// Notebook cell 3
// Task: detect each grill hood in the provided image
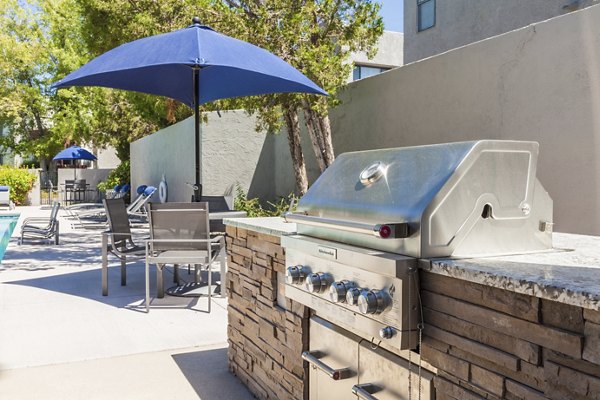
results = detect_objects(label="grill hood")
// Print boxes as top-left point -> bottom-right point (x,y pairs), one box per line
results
285,140 -> 553,258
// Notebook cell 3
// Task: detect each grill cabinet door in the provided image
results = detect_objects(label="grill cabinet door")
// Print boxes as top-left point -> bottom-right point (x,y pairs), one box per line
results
356,342 -> 435,399
308,317 -> 359,400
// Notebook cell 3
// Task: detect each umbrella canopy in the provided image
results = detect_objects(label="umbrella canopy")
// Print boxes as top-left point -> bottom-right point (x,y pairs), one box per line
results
53,145 -> 97,180
53,145 -> 97,161
52,18 -> 327,201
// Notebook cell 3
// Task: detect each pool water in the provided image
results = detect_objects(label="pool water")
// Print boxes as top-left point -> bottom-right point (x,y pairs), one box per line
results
0,215 -> 19,262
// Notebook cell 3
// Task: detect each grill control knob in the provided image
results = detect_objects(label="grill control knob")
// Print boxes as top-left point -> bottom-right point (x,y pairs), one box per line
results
286,265 -> 308,285
329,280 -> 355,303
379,326 -> 396,340
358,290 -> 389,315
305,273 -> 332,293
346,287 -> 362,306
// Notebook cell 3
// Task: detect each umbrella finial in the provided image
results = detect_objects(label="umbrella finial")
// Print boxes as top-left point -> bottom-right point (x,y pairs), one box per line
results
192,16 -> 201,26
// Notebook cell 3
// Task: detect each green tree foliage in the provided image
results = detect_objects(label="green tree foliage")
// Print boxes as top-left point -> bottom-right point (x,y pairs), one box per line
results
1,1 -> 383,196
70,0 -> 383,194
0,0 -> 168,168
216,0 -> 384,193
0,1 -> 64,167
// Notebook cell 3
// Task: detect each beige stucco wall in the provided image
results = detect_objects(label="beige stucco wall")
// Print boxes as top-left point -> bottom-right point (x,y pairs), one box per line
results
130,111 -> 275,203
349,31 -> 404,80
404,0 -> 599,63
331,4 -> 600,235
95,146 -> 120,169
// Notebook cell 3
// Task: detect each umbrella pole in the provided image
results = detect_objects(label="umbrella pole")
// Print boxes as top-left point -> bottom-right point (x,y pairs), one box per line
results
193,68 -> 202,202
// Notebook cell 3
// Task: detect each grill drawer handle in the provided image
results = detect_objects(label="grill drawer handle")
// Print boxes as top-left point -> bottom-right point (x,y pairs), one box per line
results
301,351 -> 352,380
352,384 -> 381,400
284,212 -> 410,239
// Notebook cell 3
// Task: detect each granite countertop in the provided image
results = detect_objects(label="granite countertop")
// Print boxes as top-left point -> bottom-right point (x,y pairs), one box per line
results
223,216 -> 297,237
222,217 -> 600,310
423,233 -> 600,311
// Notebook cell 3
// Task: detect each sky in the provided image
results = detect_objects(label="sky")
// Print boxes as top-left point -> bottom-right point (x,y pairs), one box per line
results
377,0 -> 404,32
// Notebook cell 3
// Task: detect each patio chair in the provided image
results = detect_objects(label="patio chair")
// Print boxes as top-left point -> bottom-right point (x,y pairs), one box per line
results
101,198 -> 146,296
202,195 -> 234,233
144,202 -> 225,313
19,202 -> 60,245
62,180 -> 75,205
73,179 -> 87,203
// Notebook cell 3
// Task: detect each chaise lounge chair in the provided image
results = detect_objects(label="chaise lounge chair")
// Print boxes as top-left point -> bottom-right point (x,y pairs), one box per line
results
19,202 -> 60,245
0,186 -> 14,210
67,185 -> 157,228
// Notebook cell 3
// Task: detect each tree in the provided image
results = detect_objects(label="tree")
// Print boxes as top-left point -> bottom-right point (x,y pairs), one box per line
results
73,0 -> 383,195
0,0 -> 63,169
215,0 -> 384,194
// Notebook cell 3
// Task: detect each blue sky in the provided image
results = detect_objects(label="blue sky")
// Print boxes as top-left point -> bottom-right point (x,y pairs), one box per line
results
377,0 -> 403,32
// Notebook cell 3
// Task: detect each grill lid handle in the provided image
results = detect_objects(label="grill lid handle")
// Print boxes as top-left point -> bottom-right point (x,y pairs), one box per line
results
284,212 -> 410,239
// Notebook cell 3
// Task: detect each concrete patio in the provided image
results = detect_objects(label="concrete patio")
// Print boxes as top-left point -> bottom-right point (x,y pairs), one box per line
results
0,206 -> 254,399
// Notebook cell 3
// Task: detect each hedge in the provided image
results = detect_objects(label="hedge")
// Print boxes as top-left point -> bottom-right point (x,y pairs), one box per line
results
0,167 -> 37,205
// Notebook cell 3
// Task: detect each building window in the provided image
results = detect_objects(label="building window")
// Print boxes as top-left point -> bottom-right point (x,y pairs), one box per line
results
418,0 -> 435,31
352,65 -> 390,81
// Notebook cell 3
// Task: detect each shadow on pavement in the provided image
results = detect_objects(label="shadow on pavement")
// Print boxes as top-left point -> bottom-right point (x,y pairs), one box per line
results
172,347 -> 256,400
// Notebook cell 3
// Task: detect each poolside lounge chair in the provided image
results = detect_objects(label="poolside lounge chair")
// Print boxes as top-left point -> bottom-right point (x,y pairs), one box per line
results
127,186 -> 156,219
101,198 -> 146,296
67,185 -> 156,228
144,202 -> 225,313
105,184 -> 122,200
19,202 -> 60,245
0,186 -> 14,210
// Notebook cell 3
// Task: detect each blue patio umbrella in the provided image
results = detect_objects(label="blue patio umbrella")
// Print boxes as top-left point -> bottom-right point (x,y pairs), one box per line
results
52,17 -> 327,201
53,145 -> 97,179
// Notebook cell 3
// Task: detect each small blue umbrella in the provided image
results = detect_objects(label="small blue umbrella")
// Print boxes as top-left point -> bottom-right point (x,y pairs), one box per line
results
53,145 -> 97,179
52,17 -> 327,201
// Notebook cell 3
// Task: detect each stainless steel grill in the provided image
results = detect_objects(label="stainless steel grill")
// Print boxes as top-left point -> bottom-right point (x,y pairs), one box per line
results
282,140 -> 553,400
285,140 -> 553,258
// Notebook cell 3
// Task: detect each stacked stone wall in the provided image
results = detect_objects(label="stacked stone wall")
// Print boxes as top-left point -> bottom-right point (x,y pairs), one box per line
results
226,226 -> 309,400
420,271 -> 600,399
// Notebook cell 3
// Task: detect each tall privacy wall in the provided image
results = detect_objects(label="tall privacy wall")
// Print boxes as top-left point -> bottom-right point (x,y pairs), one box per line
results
132,5 -> 600,234
330,4 -> 600,235
130,111 -> 279,202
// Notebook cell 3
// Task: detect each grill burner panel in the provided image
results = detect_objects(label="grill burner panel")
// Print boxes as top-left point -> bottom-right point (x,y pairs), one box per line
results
282,235 -> 419,352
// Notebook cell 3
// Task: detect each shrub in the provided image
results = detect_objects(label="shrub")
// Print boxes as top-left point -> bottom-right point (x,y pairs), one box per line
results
97,161 -> 130,193
234,185 -> 298,217
0,166 -> 37,205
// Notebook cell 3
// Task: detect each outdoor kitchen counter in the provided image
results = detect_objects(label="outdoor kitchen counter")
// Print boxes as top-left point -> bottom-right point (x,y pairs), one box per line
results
424,232 -> 600,311
224,217 -> 600,311
223,219 -> 600,399
223,216 -> 296,237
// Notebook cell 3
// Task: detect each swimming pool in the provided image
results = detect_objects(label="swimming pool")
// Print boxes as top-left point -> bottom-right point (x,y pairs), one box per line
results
0,214 -> 19,262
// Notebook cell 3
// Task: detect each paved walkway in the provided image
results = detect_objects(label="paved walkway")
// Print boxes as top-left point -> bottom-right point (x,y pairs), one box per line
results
0,206 -> 254,399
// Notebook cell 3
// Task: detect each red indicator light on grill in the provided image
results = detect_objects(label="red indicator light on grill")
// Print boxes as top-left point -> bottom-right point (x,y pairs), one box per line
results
378,225 -> 392,238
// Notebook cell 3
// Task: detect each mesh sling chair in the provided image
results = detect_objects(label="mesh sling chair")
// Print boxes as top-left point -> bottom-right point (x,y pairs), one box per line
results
101,198 -> 146,296
19,201 -> 61,245
145,202 -> 225,313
